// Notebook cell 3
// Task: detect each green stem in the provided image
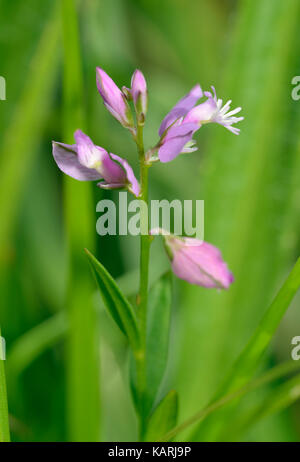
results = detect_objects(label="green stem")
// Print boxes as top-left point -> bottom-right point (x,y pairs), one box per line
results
135,123 -> 151,440
0,328 -> 10,442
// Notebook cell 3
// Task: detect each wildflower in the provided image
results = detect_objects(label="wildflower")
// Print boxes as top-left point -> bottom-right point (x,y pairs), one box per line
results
159,84 -> 203,137
52,130 -> 140,196
158,122 -> 199,163
155,85 -> 201,162
151,229 -> 234,289
156,84 -> 243,162
184,86 -> 244,135
131,69 -> 148,121
96,67 -> 134,128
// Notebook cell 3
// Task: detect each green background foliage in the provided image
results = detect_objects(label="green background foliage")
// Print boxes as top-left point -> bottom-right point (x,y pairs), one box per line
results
0,0 -> 300,441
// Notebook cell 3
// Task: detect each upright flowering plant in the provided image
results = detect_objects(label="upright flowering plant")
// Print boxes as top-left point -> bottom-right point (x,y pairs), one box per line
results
52,68 -> 242,440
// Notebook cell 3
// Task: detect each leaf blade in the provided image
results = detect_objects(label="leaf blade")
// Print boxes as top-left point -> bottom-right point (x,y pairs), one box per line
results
145,272 -> 172,414
85,248 -> 139,351
145,390 -> 178,442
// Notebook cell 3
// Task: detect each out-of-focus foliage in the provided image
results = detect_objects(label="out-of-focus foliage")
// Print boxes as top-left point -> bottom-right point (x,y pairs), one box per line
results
0,0 -> 300,441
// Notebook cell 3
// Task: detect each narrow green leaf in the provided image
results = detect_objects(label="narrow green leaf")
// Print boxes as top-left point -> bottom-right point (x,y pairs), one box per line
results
223,372 -> 300,440
0,3 -> 60,263
129,272 -> 172,417
145,272 -> 172,414
217,257 -> 300,395
161,360 -> 300,442
7,312 -> 67,381
85,248 -> 139,351
189,257 -> 300,440
61,0 -> 100,442
145,390 -> 178,442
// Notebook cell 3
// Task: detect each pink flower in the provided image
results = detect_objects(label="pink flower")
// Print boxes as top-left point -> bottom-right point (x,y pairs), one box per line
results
52,130 -> 140,196
96,67 -> 134,128
151,230 -> 234,289
157,85 -> 243,162
184,86 -> 244,135
131,69 -> 148,118
159,84 -> 203,137
156,84 -> 202,162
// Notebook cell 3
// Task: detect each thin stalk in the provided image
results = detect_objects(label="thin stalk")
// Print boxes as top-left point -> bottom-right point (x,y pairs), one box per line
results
135,123 -> 151,440
159,360 -> 300,442
0,328 -> 10,442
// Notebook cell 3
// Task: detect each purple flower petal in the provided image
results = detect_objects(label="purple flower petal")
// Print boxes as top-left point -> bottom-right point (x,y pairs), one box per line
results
96,67 -> 132,126
109,153 -> 140,197
159,84 -> 202,136
101,152 -> 127,184
184,98 -> 217,124
74,129 -> 104,168
185,87 -> 244,134
158,122 -> 199,163
52,141 -> 103,181
73,129 -> 126,184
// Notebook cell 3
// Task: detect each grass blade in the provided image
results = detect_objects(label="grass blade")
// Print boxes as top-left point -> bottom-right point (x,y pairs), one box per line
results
0,2 -> 61,443
7,313 -> 67,381
190,257 -> 300,440
0,4 -> 60,262
61,0 -> 101,441
160,360 -> 300,442
145,390 -> 178,442
223,372 -> 300,441
0,327 -> 10,442
214,258 -> 300,395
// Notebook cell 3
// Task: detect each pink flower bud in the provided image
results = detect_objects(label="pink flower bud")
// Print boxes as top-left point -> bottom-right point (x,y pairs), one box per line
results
131,69 -> 148,118
96,67 -> 134,128
162,234 -> 234,289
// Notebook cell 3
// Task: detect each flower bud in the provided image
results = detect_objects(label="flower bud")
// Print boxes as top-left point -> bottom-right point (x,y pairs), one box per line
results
96,67 -> 134,128
161,233 -> 234,289
131,69 -> 148,122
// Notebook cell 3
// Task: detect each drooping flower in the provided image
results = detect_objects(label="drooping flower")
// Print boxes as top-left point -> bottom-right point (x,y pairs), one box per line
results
96,67 -> 134,128
52,130 -> 140,196
131,69 -> 148,120
184,86 -> 244,135
151,229 -> 234,289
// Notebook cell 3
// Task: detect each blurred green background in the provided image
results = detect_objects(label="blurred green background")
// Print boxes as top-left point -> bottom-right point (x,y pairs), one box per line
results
0,0 -> 300,442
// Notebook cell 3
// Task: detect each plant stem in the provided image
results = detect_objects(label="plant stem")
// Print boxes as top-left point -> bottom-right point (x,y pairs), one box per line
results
0,328 -> 10,442
135,123 -> 151,439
